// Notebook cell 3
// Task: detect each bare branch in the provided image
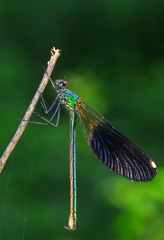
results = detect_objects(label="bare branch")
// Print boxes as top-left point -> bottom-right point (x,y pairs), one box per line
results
0,47 -> 61,173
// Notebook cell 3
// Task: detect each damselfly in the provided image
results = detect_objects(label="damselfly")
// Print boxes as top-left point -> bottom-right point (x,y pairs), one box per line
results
32,79 -> 157,230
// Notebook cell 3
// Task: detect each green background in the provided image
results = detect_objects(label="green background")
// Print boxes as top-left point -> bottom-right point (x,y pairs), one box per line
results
0,0 -> 164,239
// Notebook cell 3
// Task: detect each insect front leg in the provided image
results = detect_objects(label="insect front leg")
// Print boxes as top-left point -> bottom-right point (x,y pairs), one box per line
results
38,90 -> 60,115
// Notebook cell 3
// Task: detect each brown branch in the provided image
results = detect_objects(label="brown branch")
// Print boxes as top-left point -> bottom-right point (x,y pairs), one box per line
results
0,47 -> 61,173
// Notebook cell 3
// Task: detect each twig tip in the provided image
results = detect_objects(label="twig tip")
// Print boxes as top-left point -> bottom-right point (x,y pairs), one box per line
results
51,47 -> 61,56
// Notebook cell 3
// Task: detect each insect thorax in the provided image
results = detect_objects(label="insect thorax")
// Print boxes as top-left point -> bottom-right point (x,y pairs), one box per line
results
59,88 -> 82,111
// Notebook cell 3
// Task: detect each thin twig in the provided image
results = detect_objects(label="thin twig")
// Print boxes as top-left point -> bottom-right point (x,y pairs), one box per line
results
0,47 -> 61,173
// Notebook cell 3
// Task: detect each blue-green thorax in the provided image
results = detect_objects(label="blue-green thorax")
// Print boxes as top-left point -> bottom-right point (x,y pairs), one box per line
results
54,80 -> 82,111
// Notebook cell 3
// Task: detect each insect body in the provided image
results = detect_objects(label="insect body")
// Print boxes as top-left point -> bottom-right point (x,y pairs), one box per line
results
40,79 -> 157,230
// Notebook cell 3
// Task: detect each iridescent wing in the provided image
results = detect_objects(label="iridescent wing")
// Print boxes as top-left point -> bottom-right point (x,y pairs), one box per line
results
78,102 -> 157,182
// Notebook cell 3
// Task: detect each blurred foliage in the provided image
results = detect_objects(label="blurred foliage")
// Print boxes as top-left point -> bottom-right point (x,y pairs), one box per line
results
0,0 -> 164,239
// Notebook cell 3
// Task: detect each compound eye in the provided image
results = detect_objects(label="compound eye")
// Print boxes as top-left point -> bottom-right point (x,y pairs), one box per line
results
55,79 -> 67,88
62,80 -> 67,87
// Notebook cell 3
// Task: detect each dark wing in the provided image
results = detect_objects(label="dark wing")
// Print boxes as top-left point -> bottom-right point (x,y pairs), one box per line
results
78,102 -> 157,182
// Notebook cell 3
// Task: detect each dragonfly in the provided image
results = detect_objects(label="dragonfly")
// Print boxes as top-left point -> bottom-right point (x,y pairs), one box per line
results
32,78 -> 157,230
